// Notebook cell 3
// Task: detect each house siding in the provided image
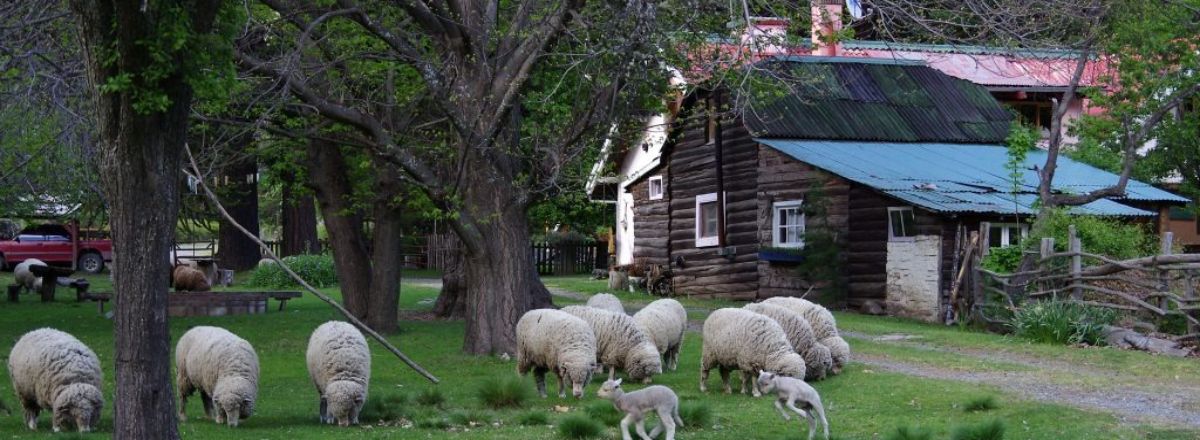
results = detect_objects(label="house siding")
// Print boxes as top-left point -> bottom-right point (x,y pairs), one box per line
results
629,171 -> 670,266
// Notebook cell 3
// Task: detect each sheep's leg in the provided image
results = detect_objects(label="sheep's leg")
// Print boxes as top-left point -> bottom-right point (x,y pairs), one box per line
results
811,399 -> 830,440
608,366 -> 616,381
21,400 -> 38,430
650,407 -> 676,440
699,366 -> 710,393
719,368 -> 733,394
634,416 -> 653,440
619,414 -> 637,440
534,367 -> 549,398
747,370 -> 763,397
201,391 -> 214,419
786,399 -> 815,440
177,379 -> 193,421
774,398 -> 792,420
319,396 -> 329,423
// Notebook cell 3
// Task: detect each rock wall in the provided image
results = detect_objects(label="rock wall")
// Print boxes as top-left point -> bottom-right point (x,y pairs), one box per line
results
885,235 -> 942,322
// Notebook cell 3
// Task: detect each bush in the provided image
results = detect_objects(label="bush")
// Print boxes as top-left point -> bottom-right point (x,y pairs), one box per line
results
1011,301 -> 1118,345
980,245 -> 1024,274
246,253 -> 338,288
416,387 -> 446,407
359,392 -> 411,423
678,402 -> 712,429
886,426 -> 933,440
477,377 -> 533,409
584,401 -> 622,426
963,395 -> 999,412
557,414 -> 604,439
951,419 -> 1006,440
1032,209 -> 1156,262
516,411 -> 551,426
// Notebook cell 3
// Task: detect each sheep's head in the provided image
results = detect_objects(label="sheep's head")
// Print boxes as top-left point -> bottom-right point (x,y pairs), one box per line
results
623,343 -> 663,382
325,380 -> 367,427
596,378 -> 623,400
812,344 -> 834,379
756,371 -> 778,393
820,336 -> 849,374
766,352 -> 807,380
214,376 -> 256,427
560,360 -> 596,399
53,383 -> 103,433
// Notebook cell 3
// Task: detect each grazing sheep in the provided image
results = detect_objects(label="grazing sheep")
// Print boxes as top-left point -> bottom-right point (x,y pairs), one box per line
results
561,305 -> 663,383
745,303 -> 833,381
175,326 -> 260,427
757,371 -> 829,440
516,309 -> 599,398
173,264 -> 212,292
7,328 -> 104,433
306,321 -> 370,427
597,378 -> 684,440
633,298 -> 687,371
762,297 -> 851,373
700,308 -> 806,397
13,258 -> 46,293
586,293 -> 627,315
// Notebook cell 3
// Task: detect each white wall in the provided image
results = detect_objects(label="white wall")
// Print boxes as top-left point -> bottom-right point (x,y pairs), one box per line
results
612,114 -> 669,266
885,235 -> 942,322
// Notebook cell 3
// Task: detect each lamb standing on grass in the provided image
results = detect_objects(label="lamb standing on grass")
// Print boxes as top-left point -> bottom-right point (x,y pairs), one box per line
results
701,308 -> 806,396
516,309 -> 598,398
586,293 -> 627,314
306,321 -> 371,426
13,258 -> 46,293
744,303 -> 833,381
7,328 -> 104,433
175,326 -> 260,427
597,378 -> 684,440
757,371 -> 829,440
561,305 -> 663,382
633,298 -> 687,371
762,297 -> 851,374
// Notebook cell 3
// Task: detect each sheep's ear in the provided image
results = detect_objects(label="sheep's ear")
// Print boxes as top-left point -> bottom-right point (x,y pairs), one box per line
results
613,378 -> 622,387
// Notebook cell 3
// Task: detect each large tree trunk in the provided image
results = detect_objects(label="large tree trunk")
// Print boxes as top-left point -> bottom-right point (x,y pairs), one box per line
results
217,155 -> 261,270
433,248 -> 467,319
307,141 -> 370,318
280,172 -> 320,256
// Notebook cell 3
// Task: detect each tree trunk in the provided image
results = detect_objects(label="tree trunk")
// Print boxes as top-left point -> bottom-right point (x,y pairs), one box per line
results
281,171 -> 320,256
306,141 -> 370,319
364,178 -> 404,333
433,248 -> 467,319
217,155 -> 261,270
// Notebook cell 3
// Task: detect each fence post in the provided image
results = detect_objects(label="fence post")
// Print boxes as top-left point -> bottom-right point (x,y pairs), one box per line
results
1160,232 -> 1174,311
1040,237 -> 1055,260
1070,225 -> 1082,301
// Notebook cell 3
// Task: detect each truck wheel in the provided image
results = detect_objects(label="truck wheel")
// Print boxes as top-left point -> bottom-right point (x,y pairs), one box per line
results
78,252 -> 105,274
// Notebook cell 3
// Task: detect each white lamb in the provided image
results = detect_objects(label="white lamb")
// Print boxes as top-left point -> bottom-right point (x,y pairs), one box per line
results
561,305 -> 663,382
762,297 -> 851,373
13,258 -> 46,293
633,298 -> 687,371
175,326 -> 260,427
7,328 -> 104,433
701,308 -> 806,397
597,378 -> 684,440
306,321 -> 371,427
757,371 -> 830,440
586,293 -> 627,314
745,302 -> 833,381
516,309 -> 599,398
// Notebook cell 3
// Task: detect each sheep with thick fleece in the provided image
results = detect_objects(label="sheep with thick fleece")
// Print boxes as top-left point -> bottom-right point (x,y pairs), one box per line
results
561,305 -> 662,383
13,258 -> 46,293
597,378 -> 684,440
7,328 -> 104,433
306,321 -> 370,427
701,308 -> 806,397
173,264 -> 211,292
586,293 -> 626,314
762,297 -> 851,374
633,298 -> 687,371
175,326 -> 260,427
516,309 -> 599,398
744,303 -> 833,381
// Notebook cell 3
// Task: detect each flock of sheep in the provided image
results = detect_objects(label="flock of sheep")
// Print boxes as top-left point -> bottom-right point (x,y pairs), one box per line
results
517,293 -> 849,440
5,321 -> 370,433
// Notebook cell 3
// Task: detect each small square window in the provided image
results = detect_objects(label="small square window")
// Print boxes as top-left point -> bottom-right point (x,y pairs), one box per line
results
648,176 -> 664,200
695,192 -> 721,247
772,200 -> 805,248
986,222 -> 1028,248
888,207 -> 916,241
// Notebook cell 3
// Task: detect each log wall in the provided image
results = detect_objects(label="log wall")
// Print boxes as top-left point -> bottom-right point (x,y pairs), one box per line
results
630,171 -> 670,266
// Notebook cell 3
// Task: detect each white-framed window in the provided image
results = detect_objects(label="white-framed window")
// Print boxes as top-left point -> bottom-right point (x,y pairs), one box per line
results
695,192 -> 721,247
888,207 -> 916,241
987,223 -> 1028,248
648,175 -> 664,200
772,200 -> 805,248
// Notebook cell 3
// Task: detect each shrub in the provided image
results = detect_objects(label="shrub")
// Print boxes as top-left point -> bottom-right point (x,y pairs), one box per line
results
981,245 -> 1024,274
359,391 -> 411,423
1031,209 -> 1156,262
1011,301 -> 1118,345
886,426 -> 933,440
516,411 -> 550,426
951,418 -> 1006,440
678,402 -> 712,429
477,377 -> 533,409
963,395 -> 999,412
416,387 -> 446,407
557,414 -> 604,439
246,253 -> 338,288
584,401 -> 622,426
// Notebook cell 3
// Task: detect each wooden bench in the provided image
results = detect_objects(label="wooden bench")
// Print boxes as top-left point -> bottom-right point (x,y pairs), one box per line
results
29,265 -> 76,302
81,292 -> 112,313
263,291 -> 302,310
80,291 -> 301,316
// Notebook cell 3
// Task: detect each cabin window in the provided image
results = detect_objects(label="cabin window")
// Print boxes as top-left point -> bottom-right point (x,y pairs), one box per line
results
695,192 -> 721,247
648,176 -> 665,200
888,207 -> 916,241
772,200 -> 805,248
1004,101 -> 1053,131
987,223 -> 1028,248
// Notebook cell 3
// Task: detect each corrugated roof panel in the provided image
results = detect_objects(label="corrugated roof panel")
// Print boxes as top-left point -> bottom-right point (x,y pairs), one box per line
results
907,68 -> 987,123
834,63 -> 888,102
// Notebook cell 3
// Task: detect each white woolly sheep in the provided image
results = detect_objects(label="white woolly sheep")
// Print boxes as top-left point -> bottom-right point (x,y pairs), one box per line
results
306,321 -> 371,427
744,303 -> 833,381
13,259 -> 46,293
757,371 -> 829,440
597,378 -> 684,440
561,305 -> 662,383
586,293 -> 627,314
7,328 -> 104,433
700,308 -> 806,397
175,326 -> 260,427
516,309 -> 599,398
633,298 -> 687,371
762,297 -> 851,373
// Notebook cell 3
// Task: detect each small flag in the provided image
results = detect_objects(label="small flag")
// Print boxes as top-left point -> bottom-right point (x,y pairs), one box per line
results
846,0 -> 864,19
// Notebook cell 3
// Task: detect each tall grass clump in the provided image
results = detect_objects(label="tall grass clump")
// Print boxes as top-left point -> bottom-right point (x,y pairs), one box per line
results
416,387 -> 446,407
246,253 -> 338,288
516,411 -> 550,426
477,377 -> 533,409
886,425 -> 933,440
584,401 -> 622,425
678,401 -> 712,429
963,395 -> 999,412
1011,301 -> 1118,345
449,409 -> 494,427
359,391 -> 411,423
557,414 -> 604,439
951,418 -> 1006,440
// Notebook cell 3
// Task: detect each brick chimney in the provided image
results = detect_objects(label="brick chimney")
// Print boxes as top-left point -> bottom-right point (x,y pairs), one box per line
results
741,16 -> 790,56
811,0 -> 843,56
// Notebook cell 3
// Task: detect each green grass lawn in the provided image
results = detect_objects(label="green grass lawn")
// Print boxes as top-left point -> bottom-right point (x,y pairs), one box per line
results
0,272 -> 1193,439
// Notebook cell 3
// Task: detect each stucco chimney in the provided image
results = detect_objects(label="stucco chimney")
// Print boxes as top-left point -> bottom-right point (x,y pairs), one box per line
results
811,0 -> 843,56
741,16 -> 790,56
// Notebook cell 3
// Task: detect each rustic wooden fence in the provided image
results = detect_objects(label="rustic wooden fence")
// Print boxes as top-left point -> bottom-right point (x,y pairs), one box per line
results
423,234 -> 607,276
973,229 -> 1200,341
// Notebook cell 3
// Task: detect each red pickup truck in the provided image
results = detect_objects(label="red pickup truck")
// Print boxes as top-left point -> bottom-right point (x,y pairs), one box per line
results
0,223 -> 113,274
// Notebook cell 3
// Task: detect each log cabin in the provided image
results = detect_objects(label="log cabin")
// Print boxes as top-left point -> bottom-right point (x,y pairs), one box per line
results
599,56 -> 1187,322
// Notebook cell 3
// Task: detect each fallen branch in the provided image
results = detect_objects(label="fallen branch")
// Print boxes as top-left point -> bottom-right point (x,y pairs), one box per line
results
183,145 -> 439,384
1102,325 -> 1193,357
